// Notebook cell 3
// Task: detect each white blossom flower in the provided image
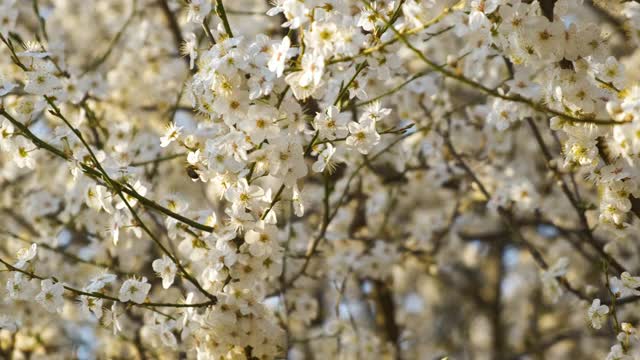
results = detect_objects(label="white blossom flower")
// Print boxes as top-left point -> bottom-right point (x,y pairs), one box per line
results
119,277 -> 151,304
298,52 -> 324,88
115,180 -> 147,209
588,299 -> 609,330
181,32 -> 198,70
152,318 -> 178,348
541,257 -> 569,302
0,0 -> 18,36
0,75 -> 16,96
487,98 -> 520,131
24,69 -> 63,96
186,0 -> 211,24
0,118 -> 14,151
6,273 -> 34,300
152,255 -> 177,289
13,138 -> 36,169
35,279 -> 65,313
160,122 -> 182,148
107,303 -> 122,335
268,36 -> 293,77
595,56 -> 625,90
225,178 -> 264,211
610,272 -> 640,298
357,7 -> 377,31
292,184 -> 304,217
361,101 -> 391,122
346,118 -> 380,155
80,296 -> 104,320
314,106 -> 349,141
266,0 -> 308,28
16,41 -> 50,59
606,343 -> 631,360
312,143 -> 336,173
14,243 -> 37,269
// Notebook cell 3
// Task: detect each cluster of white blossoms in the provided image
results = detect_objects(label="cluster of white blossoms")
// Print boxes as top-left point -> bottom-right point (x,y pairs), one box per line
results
4,0 -> 640,358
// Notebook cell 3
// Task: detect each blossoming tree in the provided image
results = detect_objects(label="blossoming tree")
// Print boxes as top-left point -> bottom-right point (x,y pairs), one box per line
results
2,0 -> 640,358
